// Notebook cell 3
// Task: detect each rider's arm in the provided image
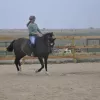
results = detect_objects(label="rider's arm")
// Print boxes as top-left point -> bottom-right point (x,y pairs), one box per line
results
36,24 -> 43,34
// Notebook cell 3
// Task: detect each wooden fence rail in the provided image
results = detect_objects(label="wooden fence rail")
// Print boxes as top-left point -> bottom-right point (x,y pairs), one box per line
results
1,35 -> 100,63
1,35 -> 100,40
1,45 -> 100,51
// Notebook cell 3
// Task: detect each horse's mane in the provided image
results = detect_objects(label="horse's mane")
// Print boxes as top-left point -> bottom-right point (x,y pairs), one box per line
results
44,32 -> 54,37
43,32 -> 54,40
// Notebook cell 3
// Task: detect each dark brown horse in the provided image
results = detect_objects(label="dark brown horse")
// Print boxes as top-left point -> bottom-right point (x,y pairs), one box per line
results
6,32 -> 56,74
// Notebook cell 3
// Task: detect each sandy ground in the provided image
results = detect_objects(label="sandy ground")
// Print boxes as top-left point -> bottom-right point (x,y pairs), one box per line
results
0,63 -> 100,100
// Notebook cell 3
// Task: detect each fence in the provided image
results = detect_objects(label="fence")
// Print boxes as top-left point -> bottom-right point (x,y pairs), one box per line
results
1,35 -> 100,63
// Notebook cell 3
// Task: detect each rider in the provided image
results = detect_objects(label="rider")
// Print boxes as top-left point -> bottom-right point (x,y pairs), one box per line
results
27,15 -> 43,47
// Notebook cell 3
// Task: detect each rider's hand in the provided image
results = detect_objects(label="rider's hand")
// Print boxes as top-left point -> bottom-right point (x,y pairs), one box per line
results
38,33 -> 43,37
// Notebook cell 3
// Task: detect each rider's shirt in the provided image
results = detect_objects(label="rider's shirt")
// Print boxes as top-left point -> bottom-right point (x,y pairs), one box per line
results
28,23 -> 41,36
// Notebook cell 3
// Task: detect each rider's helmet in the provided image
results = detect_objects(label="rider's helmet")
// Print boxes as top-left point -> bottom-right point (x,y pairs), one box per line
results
29,16 -> 36,20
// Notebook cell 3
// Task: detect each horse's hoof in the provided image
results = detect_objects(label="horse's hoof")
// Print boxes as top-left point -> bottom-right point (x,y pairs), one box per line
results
45,71 -> 50,76
35,70 -> 39,73
17,71 -> 21,74
19,67 -> 22,72
19,69 -> 22,72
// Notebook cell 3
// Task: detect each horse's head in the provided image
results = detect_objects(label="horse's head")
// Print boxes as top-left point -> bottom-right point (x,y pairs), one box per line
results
43,32 -> 56,52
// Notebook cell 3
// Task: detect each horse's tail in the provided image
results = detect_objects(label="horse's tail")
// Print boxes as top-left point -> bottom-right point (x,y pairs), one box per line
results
6,40 -> 15,52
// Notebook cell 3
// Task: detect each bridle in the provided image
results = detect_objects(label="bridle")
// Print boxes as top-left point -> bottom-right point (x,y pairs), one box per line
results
43,32 -> 55,51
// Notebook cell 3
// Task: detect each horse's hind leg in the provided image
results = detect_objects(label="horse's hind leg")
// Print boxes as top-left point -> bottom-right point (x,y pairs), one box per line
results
18,61 -> 22,71
35,57 -> 44,73
14,57 -> 20,72
18,56 -> 25,71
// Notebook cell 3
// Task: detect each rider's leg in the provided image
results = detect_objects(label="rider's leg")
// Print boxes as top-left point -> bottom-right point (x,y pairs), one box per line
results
29,36 -> 36,47
29,36 -> 36,56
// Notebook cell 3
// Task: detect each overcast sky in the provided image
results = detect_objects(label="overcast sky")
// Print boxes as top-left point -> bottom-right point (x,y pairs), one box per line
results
0,0 -> 100,29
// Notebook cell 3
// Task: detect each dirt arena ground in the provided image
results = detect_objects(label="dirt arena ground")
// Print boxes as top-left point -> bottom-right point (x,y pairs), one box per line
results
0,63 -> 100,100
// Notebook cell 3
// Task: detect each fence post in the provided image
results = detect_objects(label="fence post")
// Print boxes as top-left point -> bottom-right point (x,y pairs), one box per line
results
5,42 -> 7,56
71,37 -> 77,63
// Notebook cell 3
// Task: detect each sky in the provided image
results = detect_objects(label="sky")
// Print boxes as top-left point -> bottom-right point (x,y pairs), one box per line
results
0,0 -> 100,29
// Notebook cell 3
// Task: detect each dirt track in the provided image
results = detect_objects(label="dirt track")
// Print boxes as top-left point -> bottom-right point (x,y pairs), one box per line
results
0,63 -> 100,100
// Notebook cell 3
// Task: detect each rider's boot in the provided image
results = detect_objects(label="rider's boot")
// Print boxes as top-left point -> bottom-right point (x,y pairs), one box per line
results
31,44 -> 36,56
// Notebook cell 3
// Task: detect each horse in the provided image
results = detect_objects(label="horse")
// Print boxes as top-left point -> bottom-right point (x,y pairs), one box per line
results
6,32 -> 56,74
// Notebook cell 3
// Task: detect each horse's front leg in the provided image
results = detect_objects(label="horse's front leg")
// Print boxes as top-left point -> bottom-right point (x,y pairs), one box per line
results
35,57 -> 44,73
44,56 -> 50,75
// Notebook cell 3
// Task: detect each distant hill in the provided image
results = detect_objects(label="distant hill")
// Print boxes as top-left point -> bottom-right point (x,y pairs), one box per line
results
0,28 -> 100,36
